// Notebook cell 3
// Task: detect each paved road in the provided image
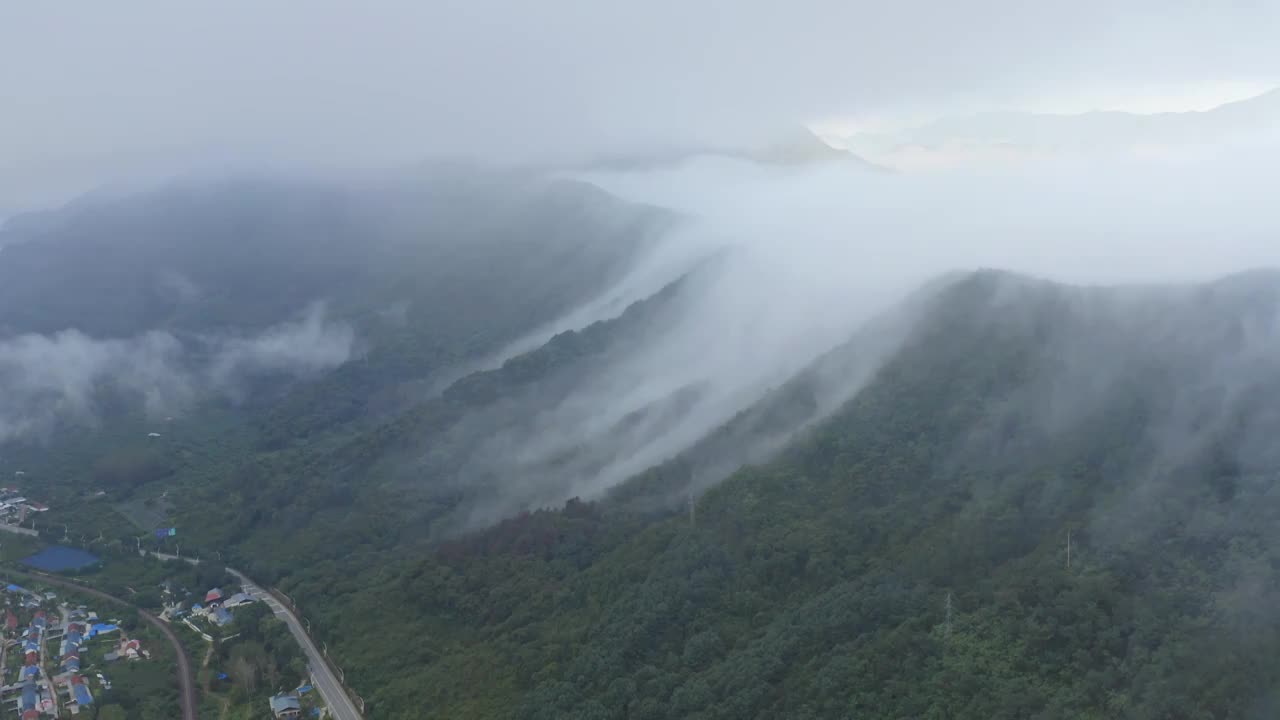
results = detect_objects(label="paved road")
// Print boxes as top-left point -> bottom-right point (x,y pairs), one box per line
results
228,570 -> 363,720
143,552 -> 363,720
4,570 -> 198,720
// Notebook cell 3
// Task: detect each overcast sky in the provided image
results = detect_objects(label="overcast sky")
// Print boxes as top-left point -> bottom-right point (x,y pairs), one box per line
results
3,1 -> 1278,212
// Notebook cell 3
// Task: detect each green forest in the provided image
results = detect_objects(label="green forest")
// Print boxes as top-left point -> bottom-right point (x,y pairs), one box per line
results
246,272 -> 1280,719
5,171 -> 1280,719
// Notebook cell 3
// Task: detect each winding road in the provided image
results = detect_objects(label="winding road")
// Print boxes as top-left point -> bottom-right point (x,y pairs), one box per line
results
3,570 -> 198,720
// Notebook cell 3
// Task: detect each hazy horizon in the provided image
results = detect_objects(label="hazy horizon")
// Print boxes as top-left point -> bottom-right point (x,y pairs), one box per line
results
5,1 -> 1280,213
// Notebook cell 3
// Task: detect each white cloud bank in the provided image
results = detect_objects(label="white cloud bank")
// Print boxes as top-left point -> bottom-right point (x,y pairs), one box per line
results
0,305 -> 355,443
454,134 -> 1280,518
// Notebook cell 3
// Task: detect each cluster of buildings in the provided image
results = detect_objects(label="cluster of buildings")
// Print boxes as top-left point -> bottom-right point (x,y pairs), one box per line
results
192,587 -> 253,628
0,488 -> 48,527
16,609 -> 49,719
2,585 -> 131,718
54,609 -> 100,713
101,636 -> 146,663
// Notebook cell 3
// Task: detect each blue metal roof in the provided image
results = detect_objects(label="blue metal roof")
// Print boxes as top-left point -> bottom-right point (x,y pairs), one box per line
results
270,694 -> 302,712
87,623 -> 118,638
73,684 -> 93,705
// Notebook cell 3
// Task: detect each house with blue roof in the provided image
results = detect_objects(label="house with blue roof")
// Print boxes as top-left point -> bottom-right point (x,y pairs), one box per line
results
87,623 -> 119,639
70,676 -> 93,706
21,680 -> 36,709
62,628 -> 83,655
269,693 -> 302,718
212,607 -> 234,626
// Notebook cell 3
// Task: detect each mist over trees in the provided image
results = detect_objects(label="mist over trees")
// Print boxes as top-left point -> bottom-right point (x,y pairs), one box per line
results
2,129 -> 1280,719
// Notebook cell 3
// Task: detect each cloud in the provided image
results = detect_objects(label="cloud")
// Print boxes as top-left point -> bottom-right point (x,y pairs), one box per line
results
0,330 -> 190,442
436,133 -> 1280,521
3,1 -> 1279,210
207,303 -> 356,388
0,306 -> 355,443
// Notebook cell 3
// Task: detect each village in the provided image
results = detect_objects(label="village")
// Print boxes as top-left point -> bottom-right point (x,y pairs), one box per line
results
0,576 -> 321,719
0,471 -> 341,718
158,582 -> 322,718
0,488 -> 50,535
0,581 -> 137,718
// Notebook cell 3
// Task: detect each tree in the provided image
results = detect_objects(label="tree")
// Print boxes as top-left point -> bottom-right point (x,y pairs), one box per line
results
96,705 -> 128,720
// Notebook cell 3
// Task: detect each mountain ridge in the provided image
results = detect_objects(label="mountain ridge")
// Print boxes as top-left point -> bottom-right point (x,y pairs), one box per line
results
840,87 -> 1280,168
277,264 -> 1280,718
6,165 -> 1280,718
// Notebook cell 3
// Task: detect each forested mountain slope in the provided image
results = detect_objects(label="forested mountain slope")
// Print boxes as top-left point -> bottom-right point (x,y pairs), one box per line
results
288,269 -> 1280,719
0,164 -> 673,468
9,165 -> 1280,720
0,164 -> 670,451
0,165 -> 665,340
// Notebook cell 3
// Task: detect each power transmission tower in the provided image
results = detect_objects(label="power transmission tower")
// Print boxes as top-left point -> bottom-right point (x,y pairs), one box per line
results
687,495 -> 696,528
1066,529 -> 1072,570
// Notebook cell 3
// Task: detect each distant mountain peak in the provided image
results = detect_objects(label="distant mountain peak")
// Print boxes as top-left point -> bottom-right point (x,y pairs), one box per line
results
578,129 -> 885,172
839,86 -> 1280,170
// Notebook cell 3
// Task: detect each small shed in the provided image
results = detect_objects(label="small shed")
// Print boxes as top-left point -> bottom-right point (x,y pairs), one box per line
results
269,693 -> 302,718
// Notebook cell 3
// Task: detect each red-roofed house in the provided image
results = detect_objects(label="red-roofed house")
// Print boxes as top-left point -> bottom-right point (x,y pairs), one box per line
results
204,588 -> 224,605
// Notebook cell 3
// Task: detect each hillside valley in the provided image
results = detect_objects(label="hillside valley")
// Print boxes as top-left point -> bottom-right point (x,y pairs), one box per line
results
2,168 -> 1280,719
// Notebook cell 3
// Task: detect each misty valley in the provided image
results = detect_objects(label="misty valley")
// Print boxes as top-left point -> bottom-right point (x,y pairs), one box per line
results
4,84 -> 1280,719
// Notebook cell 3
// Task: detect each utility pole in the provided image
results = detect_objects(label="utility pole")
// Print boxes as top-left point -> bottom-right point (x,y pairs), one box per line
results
944,592 -> 953,640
